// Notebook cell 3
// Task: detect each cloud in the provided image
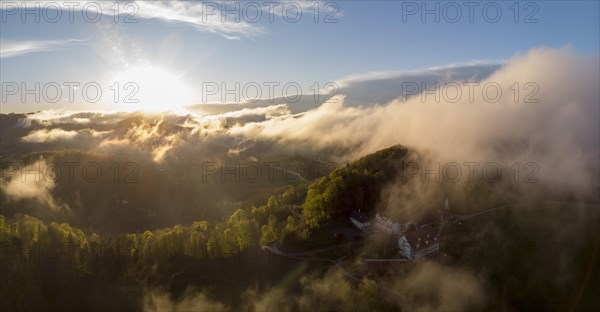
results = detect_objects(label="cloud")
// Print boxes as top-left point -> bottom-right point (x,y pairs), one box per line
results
134,1 -> 262,40
5,47 -> 598,197
150,132 -> 182,162
143,289 -> 229,312
230,47 -> 600,197
0,39 -> 85,58
391,261 -> 486,311
240,268 -> 383,311
335,62 -> 502,107
3,1 -> 263,40
336,61 -> 503,87
186,63 -> 502,114
296,269 -> 356,311
21,128 -> 79,143
0,159 -> 64,211
243,287 -> 292,312
85,129 -> 112,138
97,117 -> 188,163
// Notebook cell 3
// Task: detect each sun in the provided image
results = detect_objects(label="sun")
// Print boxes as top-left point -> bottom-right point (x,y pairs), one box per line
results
108,65 -> 192,112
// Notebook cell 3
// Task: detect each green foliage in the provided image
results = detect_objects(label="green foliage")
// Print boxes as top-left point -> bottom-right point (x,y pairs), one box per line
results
302,145 -> 410,227
0,215 -> 7,238
358,278 -> 379,310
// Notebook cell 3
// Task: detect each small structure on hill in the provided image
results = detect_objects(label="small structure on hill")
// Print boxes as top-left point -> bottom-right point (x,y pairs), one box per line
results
439,197 -> 452,223
374,213 -> 401,235
374,213 -> 418,235
350,210 -> 370,232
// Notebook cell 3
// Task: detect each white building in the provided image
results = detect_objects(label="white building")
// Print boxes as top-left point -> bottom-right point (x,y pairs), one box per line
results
398,226 -> 440,260
350,210 -> 370,232
374,213 -> 417,235
374,213 -> 400,235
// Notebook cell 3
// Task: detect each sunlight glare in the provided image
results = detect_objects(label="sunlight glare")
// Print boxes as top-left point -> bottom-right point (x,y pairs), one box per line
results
109,65 -> 192,112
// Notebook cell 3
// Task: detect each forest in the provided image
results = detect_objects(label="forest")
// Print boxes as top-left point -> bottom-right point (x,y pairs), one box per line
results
2,144 -> 598,311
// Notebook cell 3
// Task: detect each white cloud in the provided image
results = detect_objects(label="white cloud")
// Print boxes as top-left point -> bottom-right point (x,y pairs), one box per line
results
0,159 -> 65,211
7,47 -> 598,197
0,39 -> 85,58
22,128 -> 79,143
3,1 -> 264,40
334,62 -> 503,106
229,47 -> 600,195
134,1 -> 262,40
19,110 -> 139,127
336,61 -> 504,87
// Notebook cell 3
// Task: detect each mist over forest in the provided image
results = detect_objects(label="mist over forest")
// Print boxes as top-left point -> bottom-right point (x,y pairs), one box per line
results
1,1 -> 600,310
1,47 -> 599,311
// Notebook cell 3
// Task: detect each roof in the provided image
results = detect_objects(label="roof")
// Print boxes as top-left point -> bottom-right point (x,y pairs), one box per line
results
402,226 -> 439,249
350,210 -> 369,223
418,213 -> 437,226
386,209 -> 427,225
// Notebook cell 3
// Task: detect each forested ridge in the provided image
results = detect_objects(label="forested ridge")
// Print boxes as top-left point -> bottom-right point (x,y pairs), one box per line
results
0,146 -> 413,311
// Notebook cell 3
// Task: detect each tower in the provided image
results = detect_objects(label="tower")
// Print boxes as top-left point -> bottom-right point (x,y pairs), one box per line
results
440,197 -> 450,223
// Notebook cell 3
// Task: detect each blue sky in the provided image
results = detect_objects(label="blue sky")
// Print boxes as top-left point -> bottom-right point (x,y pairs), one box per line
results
1,0 -> 598,112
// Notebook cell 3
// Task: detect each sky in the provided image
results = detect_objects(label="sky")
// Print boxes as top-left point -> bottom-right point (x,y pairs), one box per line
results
0,0 -> 599,113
